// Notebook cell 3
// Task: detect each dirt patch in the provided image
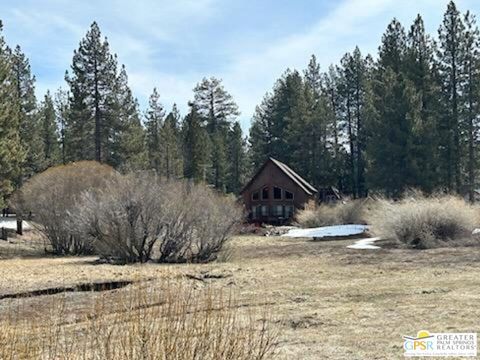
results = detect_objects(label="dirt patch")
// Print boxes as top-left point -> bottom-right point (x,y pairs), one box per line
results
0,280 -> 134,300
185,270 -> 233,282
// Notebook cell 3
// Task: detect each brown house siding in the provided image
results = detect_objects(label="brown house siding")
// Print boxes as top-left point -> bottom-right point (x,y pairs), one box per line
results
241,159 -> 316,224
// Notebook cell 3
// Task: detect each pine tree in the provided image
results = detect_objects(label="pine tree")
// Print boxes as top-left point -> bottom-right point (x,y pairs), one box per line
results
160,104 -> 183,179
193,77 -> 239,133
210,130 -> 228,190
283,70 -> 312,180
12,45 -> 41,178
38,91 -> 60,170
54,88 -> 69,165
404,15 -> 442,193
438,1 -> 466,191
144,88 -> 164,172
462,10 -> 480,201
338,47 -> 372,197
0,22 -> 24,207
226,122 -> 247,193
112,66 -> 147,170
182,104 -> 211,182
367,19 -> 418,196
192,77 -> 239,190
323,65 -> 347,190
303,55 -> 334,186
65,22 -> 118,164
249,92 -> 278,168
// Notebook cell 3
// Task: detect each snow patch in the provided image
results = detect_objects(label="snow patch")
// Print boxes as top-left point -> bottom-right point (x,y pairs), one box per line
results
0,218 -> 31,230
282,224 -> 368,238
347,237 -> 381,250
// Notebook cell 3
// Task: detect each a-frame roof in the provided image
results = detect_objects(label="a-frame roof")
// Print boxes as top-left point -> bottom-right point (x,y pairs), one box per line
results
240,157 -> 318,195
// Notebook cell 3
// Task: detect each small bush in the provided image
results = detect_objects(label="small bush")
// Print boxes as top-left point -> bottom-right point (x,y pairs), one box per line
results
368,194 -> 480,249
12,161 -> 116,255
74,173 -> 242,263
295,200 -> 366,228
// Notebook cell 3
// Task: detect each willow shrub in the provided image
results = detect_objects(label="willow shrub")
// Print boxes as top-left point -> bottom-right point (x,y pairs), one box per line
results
368,194 -> 480,249
73,173 -> 242,263
12,161 -> 116,255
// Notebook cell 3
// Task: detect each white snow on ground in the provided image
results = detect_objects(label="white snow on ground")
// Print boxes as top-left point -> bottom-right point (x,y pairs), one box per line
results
347,237 -> 381,250
282,224 -> 368,238
0,218 -> 31,230
472,229 -> 480,235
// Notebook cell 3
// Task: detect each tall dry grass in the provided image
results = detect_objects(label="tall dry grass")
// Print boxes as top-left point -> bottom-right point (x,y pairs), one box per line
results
0,283 -> 278,360
295,200 -> 367,228
368,194 -> 480,249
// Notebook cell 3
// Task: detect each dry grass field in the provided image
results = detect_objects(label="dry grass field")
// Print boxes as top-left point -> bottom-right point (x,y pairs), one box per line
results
1,232 -> 479,359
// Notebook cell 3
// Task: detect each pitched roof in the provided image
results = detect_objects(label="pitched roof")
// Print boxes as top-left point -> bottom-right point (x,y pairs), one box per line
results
240,157 -> 318,195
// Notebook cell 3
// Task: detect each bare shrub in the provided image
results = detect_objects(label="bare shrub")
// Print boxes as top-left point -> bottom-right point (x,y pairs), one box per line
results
158,188 -> 241,263
11,161 -> 116,255
74,174 -> 242,263
368,194 -> 480,249
295,200 -> 366,228
0,283 -> 278,359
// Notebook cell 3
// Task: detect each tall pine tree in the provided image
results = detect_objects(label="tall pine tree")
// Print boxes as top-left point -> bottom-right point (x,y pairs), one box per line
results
438,1 -> 466,191
144,88 -> 164,172
367,19 -> 419,196
37,91 -> 60,170
461,10 -> 480,201
182,104 -> 211,182
112,66 -> 147,170
12,45 -> 41,178
160,104 -> 183,179
0,22 -> 24,207
192,77 -> 239,190
65,22 -> 118,164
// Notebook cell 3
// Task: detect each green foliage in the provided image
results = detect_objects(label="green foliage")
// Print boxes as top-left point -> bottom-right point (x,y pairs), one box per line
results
145,87 -> 164,172
3,1 -> 480,201
0,23 -> 25,208
226,122 -> 248,193
11,45 -> 39,180
38,91 -> 61,170
112,66 -> 147,171
182,104 -> 211,182
159,104 -> 183,179
65,22 -> 119,164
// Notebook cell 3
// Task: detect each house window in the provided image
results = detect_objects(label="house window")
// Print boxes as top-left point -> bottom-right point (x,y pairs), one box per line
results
326,195 -> 337,203
262,187 -> 269,200
272,205 -> 284,217
261,205 -> 268,216
285,205 -> 294,218
251,206 -> 259,219
285,190 -> 294,200
273,187 -> 282,200
252,191 -> 259,201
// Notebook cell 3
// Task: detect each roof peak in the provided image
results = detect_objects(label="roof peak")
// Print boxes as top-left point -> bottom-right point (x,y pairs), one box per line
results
240,157 -> 317,195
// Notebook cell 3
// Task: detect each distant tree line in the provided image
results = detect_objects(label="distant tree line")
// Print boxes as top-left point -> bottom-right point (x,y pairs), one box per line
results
0,21 -> 248,208
250,1 -> 480,200
1,1 -> 480,207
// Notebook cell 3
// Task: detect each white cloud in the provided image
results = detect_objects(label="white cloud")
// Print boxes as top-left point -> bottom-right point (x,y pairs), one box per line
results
4,0 -> 480,133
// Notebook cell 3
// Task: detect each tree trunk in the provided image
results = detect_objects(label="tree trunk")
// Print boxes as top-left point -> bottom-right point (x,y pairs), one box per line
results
94,58 -> 102,162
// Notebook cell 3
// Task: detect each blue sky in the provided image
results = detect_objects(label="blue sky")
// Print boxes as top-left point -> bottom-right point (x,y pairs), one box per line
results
2,0 -> 480,131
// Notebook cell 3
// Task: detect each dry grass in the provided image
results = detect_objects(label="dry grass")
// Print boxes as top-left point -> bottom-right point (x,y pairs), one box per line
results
0,282 -> 277,360
1,234 -> 480,359
295,200 -> 366,228
368,194 -> 480,248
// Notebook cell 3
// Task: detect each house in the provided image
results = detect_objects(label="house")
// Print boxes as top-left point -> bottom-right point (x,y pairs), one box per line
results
318,186 -> 342,203
240,158 -> 318,224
